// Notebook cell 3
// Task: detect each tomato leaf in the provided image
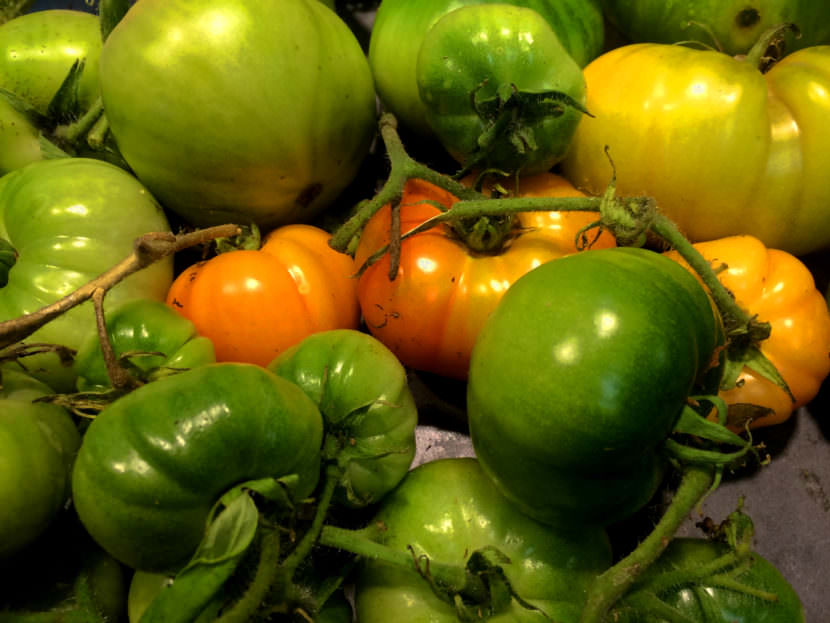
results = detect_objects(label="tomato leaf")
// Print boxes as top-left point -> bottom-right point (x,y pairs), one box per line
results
138,493 -> 258,623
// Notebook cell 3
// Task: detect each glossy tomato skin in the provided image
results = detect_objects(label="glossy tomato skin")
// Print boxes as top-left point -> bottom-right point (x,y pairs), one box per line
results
72,363 -> 324,572
166,224 -> 359,367
0,158 -> 173,391
563,44 -> 830,257
355,457 -> 613,623
0,98 -> 43,175
73,298 -> 216,391
268,329 -> 417,508
99,0 -> 377,229
624,538 -> 805,622
416,4 -> 587,175
467,247 -> 721,526
602,0 -> 830,56
369,0 -> 604,138
666,236 -> 830,429
0,368 -> 81,558
354,175 -> 615,380
0,10 -> 102,116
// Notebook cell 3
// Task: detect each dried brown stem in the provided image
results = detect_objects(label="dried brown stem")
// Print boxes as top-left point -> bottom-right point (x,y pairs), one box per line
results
0,224 -> 242,351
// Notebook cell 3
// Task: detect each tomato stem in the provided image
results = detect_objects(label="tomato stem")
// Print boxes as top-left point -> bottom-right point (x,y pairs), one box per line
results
579,465 -> 716,623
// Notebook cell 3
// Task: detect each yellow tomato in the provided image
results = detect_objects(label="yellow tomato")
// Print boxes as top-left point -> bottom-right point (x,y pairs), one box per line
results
563,44 -> 830,256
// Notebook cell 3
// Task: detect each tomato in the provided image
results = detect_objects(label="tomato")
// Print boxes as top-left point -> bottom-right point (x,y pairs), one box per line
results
602,0 -> 830,56
416,4 -> 587,175
0,368 -> 80,558
369,0 -> 604,138
72,362 -> 324,572
166,224 -> 359,367
73,298 -> 216,392
0,158 -> 173,391
666,235 -> 830,428
354,174 -> 615,380
467,247 -> 721,526
268,329 -> 418,508
0,10 -> 102,116
99,0 -> 377,230
0,96 -> 44,175
617,538 -> 805,622
354,457 -> 613,623
562,43 -> 830,257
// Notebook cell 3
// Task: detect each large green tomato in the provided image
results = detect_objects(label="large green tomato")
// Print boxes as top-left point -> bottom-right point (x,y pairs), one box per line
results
369,0 -> 604,138
0,368 -> 80,558
0,158 -> 173,391
99,0 -> 377,230
602,0 -> 830,56
267,329 -> 418,508
416,4 -> 587,175
467,247 -> 721,527
355,457 -> 612,622
0,9 -> 102,116
562,43 -> 830,256
72,362 -> 324,572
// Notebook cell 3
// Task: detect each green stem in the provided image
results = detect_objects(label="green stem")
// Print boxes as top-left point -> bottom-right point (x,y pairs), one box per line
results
318,524 -> 472,596
579,465 -> 716,623
650,214 -> 755,335
213,527 -> 282,623
53,96 -> 105,146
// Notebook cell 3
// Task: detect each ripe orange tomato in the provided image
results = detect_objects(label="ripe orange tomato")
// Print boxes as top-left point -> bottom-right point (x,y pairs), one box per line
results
666,235 -> 830,428
166,224 -> 359,367
354,174 -> 616,379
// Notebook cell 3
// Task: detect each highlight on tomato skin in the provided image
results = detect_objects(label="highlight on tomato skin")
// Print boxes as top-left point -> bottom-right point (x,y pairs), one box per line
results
353,173 -> 615,380
665,234 -> 830,429
165,224 -> 360,367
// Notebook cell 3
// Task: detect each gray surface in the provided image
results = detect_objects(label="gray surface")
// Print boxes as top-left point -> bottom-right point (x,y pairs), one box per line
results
411,404 -> 830,621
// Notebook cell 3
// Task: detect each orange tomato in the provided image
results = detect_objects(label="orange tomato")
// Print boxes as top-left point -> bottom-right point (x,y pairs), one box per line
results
166,224 -> 359,367
665,235 -> 830,428
354,173 -> 616,380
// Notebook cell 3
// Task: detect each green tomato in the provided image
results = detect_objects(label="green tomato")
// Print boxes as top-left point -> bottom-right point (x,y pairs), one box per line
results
369,0 -> 604,137
0,9 -> 102,116
99,0 -> 377,229
0,97 -> 44,175
72,362 -> 324,572
467,247 -> 721,526
73,298 -> 215,392
0,368 -> 80,558
619,538 -> 805,622
416,4 -> 587,175
602,0 -> 830,56
354,457 -> 612,622
0,158 -> 173,391
267,329 -> 417,508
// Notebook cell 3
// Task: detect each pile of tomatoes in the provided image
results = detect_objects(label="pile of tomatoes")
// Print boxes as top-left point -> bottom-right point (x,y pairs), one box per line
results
1,1 -> 829,622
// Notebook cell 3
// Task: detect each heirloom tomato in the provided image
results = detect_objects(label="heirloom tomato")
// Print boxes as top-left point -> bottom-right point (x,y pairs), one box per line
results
602,0 -> 830,56
467,247 -> 721,526
619,538 -> 805,622
416,4 -> 587,175
0,158 -> 173,391
354,175 -> 614,380
166,224 -> 359,367
73,298 -> 216,392
0,368 -> 80,558
99,0 -> 377,229
0,97 -> 44,175
355,457 -> 612,623
562,43 -> 830,256
369,0 -> 604,138
0,9 -> 102,116
268,329 -> 417,508
72,363 -> 324,572
666,235 -> 830,428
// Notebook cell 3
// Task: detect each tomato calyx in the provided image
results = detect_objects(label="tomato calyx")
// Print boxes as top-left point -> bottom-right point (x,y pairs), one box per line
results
741,22 -> 801,72
454,81 -> 591,180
